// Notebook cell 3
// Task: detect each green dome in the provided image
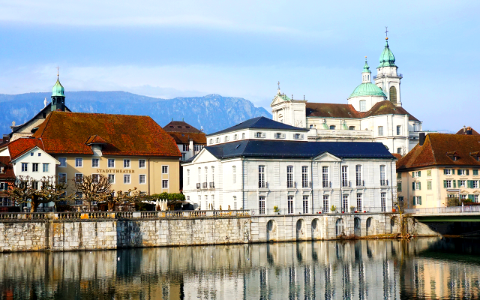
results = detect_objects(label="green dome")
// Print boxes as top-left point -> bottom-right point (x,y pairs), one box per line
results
52,78 -> 65,97
349,82 -> 386,98
378,38 -> 396,68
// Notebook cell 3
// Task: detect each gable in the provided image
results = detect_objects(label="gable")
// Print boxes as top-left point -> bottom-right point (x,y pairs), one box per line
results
11,146 -> 60,164
192,148 -> 219,164
271,94 -> 288,106
314,152 -> 342,162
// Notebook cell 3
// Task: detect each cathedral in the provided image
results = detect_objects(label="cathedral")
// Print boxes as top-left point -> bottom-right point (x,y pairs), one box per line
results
271,36 -> 424,155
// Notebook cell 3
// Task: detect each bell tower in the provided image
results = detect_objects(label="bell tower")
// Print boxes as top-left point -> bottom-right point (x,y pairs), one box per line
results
374,29 -> 402,107
51,69 -> 66,112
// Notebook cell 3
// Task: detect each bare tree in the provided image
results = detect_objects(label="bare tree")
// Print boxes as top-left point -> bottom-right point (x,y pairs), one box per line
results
73,174 -> 112,211
8,175 -> 70,212
115,188 -> 142,211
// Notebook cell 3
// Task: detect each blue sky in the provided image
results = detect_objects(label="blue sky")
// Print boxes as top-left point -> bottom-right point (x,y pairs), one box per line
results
0,0 -> 479,132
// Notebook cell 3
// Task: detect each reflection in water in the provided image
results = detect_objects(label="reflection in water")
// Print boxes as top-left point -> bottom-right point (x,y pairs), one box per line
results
0,238 -> 479,299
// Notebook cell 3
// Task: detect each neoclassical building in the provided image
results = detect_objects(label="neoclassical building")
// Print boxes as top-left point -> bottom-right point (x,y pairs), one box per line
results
271,36 -> 425,155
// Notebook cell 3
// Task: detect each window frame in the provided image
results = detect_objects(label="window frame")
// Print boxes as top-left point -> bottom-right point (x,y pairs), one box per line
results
75,158 -> 83,168
139,174 -> 146,184
108,159 -> 115,168
124,174 -> 131,184
139,159 -> 146,169
124,159 -> 131,169
92,158 -> 99,168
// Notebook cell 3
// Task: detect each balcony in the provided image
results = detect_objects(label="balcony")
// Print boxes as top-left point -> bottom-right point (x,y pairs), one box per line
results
202,182 -> 208,189
380,179 -> 389,186
258,182 -> 268,189
356,180 -> 365,187
342,180 -> 352,188
322,181 -> 332,188
302,181 -> 312,189
287,182 -> 296,189
209,182 -> 215,189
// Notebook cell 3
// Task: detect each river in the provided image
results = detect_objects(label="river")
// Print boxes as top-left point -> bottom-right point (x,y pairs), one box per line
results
0,238 -> 479,299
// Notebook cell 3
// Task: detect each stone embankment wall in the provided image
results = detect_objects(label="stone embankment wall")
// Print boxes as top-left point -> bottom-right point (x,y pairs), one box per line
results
0,213 -> 400,252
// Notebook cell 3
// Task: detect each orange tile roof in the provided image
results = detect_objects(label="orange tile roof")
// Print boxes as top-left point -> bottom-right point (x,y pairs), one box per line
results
397,133 -> 480,170
163,121 -> 203,133
167,132 -> 206,145
456,127 -> 480,135
7,138 -> 44,161
0,156 -> 15,180
361,101 -> 419,121
33,112 -> 181,157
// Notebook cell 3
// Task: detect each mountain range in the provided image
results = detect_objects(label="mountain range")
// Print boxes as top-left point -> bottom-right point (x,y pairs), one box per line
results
0,92 -> 271,135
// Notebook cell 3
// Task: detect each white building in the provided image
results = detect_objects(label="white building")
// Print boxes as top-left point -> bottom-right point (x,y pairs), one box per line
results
271,37 -> 427,155
183,117 -> 396,214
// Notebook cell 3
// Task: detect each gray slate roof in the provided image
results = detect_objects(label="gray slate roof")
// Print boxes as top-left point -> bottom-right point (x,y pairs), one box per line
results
207,117 -> 308,136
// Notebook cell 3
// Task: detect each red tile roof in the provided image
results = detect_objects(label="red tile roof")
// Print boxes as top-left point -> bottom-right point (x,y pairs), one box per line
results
33,112 -> 181,157
7,138 -> 44,161
0,156 -> 15,181
456,127 -> 480,135
163,121 -> 203,133
86,135 -> 107,145
306,101 -> 419,121
167,132 -> 206,145
397,133 -> 480,170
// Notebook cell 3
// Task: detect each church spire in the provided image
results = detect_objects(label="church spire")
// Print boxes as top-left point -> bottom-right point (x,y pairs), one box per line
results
51,69 -> 66,112
362,56 -> 371,83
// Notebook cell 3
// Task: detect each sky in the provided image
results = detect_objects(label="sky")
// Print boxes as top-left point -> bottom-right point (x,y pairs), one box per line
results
0,0 -> 479,132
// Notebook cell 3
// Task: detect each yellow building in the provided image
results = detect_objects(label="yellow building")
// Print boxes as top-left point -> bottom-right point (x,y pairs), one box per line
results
397,130 -> 480,208
32,111 -> 181,197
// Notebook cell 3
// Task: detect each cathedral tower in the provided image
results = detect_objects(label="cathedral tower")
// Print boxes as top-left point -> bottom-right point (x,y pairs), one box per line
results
375,36 -> 402,107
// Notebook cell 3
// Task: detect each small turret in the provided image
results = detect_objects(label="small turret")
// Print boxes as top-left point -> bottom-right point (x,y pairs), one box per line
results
362,56 -> 371,83
51,71 -> 66,112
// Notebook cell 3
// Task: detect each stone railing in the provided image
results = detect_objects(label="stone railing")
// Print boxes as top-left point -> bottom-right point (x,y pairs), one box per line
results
0,210 -> 251,221
405,205 -> 480,214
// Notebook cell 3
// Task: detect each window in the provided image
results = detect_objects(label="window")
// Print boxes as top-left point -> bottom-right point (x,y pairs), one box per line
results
459,180 -> 466,188
275,133 -> 282,139
58,173 -> 67,184
162,166 -> 168,174
460,194 -> 467,200
397,182 -> 402,192
359,100 -> 366,112
411,171 -> 421,178
330,125 -> 336,130
59,158 -> 67,167
32,181 -> 38,190
342,166 -> 348,187
256,132 -> 263,138
380,165 -> 386,185
232,166 -> 236,184
259,196 -> 266,214
242,133 -> 245,139
162,180 -> 168,189
75,158 -> 83,167
458,169 -> 467,176
413,196 -> 422,206
444,169 -> 452,175
108,159 -> 115,168
302,166 -> 309,188
294,133 -> 301,140
32,163 -> 39,172
342,194 -> 348,212
75,173 -> 83,183
139,175 -> 146,184
356,193 -> 362,211
209,139 -> 213,144
396,125 -> 401,135
444,180 -> 452,188
322,166 -> 329,188
187,169 -> 190,185
378,126 -> 384,136
474,170 -> 479,176
198,167 -> 201,184
258,165 -> 266,188
183,144 -> 189,152
211,195 -> 215,210
427,170 -> 432,176
473,181 -> 479,189
323,195 -> 329,213
397,172 -> 401,179
216,138 -> 220,143
427,181 -> 432,190
224,136 -> 229,142
30,152 -> 34,157
355,165 -> 362,186
397,148 -> 402,155
349,126 -> 355,130
92,174 -> 99,183
234,134 -> 238,140
211,166 -> 214,183
381,192 -> 386,212
288,196 -> 294,214
138,159 -> 146,169
287,166 -> 293,188
233,196 -> 237,210
303,196 -> 309,214
124,174 -> 131,184
124,159 -> 130,168
108,174 -> 115,184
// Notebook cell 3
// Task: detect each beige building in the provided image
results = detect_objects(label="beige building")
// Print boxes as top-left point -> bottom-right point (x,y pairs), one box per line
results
31,111 -> 181,198
397,130 -> 480,208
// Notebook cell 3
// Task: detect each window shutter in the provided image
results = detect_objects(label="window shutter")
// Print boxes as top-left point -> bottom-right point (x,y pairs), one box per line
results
474,170 -> 478,176
412,182 -> 415,190
453,180 -> 457,188
444,169 -> 447,175
452,169 -> 455,175
469,194 -> 474,201
467,170 -> 470,175
418,171 -> 421,177
444,180 -> 447,188
468,180 -> 472,188
419,196 -> 422,205
418,182 -> 421,190
413,197 -> 416,206
412,172 -> 415,178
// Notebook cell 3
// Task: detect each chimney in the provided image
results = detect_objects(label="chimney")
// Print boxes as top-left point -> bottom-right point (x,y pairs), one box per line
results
189,139 -> 194,158
419,133 -> 426,146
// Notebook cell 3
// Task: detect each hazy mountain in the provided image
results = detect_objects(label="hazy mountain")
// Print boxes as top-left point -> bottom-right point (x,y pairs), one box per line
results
0,92 -> 271,135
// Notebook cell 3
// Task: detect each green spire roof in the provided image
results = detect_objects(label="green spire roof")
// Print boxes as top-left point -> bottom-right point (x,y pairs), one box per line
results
52,77 -> 65,97
363,57 -> 370,73
349,82 -> 386,99
378,38 -> 396,68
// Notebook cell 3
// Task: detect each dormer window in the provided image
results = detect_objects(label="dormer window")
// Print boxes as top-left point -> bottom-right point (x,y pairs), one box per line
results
224,136 -> 229,142
447,151 -> 459,161
471,152 -> 480,161
294,133 -> 302,140
209,139 -> 213,144
0,166 -> 4,174
234,134 -> 238,140
275,133 -> 282,139
216,137 -> 220,143
256,132 -> 265,138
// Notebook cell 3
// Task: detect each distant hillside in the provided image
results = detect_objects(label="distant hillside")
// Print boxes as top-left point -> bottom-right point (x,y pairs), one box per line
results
0,92 -> 271,135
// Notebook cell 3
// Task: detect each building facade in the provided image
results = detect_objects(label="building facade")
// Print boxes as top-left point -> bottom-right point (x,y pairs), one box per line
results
183,117 -> 396,214
397,132 -> 480,209
271,37 -> 426,155
163,120 -> 206,161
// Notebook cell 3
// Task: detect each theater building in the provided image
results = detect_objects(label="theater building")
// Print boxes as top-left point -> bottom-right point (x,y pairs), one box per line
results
29,111 -> 181,197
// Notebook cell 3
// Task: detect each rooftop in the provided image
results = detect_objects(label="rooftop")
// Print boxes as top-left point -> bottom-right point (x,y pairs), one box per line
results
163,121 -> 203,134
208,116 -> 308,136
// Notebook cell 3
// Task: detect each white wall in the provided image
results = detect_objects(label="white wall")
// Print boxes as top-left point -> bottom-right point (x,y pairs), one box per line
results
12,147 -> 58,182
207,128 -> 308,146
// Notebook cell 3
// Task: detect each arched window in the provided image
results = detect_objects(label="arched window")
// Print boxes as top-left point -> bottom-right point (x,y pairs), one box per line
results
359,100 -> 366,112
389,86 -> 397,104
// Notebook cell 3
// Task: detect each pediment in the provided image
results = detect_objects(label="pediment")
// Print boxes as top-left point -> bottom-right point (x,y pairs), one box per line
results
191,148 -> 218,164
271,94 -> 287,107
314,152 -> 342,162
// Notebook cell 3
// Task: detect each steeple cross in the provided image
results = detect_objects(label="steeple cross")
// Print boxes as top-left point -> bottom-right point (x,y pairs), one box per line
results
277,81 -> 280,90
57,66 -> 59,78
385,26 -> 388,37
